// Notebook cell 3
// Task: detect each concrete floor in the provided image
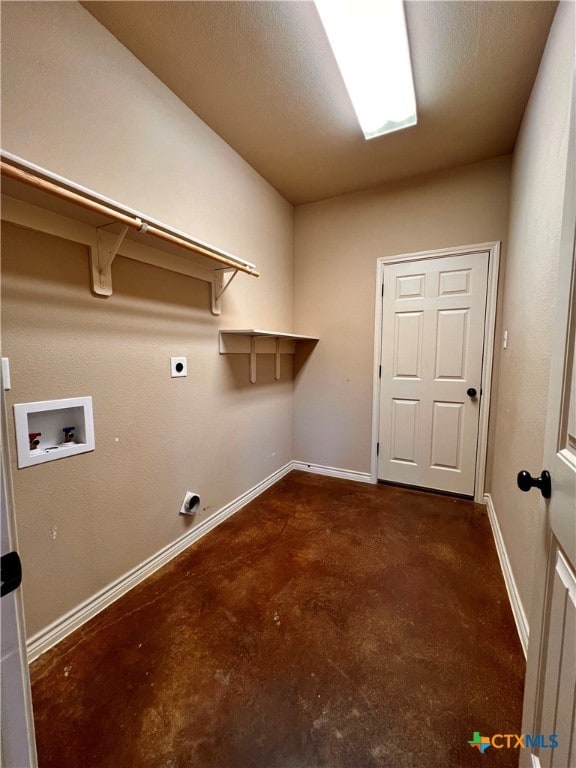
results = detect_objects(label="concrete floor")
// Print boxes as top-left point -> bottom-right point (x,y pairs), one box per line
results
30,471 -> 525,767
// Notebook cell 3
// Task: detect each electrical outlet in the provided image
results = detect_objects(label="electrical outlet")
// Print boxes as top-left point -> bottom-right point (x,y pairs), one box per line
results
170,357 -> 187,378
180,491 -> 200,516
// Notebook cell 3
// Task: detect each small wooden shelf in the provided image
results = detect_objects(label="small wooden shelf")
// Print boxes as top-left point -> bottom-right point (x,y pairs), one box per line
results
219,330 -> 318,383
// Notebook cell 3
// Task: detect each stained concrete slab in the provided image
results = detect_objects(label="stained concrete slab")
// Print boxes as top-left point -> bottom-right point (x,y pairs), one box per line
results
30,471 -> 525,767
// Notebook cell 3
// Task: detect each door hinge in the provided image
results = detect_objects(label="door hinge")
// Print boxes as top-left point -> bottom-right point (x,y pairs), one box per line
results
379,364 -> 381,379
381,282 -> 384,297
376,442 -> 380,457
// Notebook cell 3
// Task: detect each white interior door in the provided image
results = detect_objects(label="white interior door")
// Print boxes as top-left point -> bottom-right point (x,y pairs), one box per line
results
1,364 -> 38,768
520,98 -> 575,768
378,251 -> 489,496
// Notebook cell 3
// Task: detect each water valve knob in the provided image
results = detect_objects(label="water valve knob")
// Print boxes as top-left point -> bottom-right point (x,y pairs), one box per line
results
62,426 -> 75,443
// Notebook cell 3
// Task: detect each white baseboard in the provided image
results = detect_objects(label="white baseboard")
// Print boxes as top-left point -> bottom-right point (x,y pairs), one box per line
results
291,461 -> 373,484
27,461 -> 294,662
484,493 -> 529,657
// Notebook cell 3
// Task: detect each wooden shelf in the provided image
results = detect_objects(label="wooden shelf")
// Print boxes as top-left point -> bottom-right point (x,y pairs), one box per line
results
219,330 -> 319,383
0,152 -> 258,315
219,329 -> 318,341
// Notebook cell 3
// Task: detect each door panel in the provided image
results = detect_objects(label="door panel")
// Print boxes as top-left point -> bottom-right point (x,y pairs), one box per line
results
537,550 -> 576,768
521,94 -> 575,768
431,401 -> 463,470
396,273 -> 425,299
438,267 -> 471,296
394,312 -> 423,378
391,398 -> 419,464
550,296 -> 576,565
435,309 -> 469,379
378,251 -> 489,495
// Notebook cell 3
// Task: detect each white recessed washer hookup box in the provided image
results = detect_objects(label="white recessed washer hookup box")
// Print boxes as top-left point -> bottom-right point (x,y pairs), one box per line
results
13,396 -> 95,468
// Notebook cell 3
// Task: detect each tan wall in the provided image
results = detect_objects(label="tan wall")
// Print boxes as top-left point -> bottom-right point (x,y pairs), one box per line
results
488,1 -> 575,625
293,156 -> 511,474
1,2 -> 294,638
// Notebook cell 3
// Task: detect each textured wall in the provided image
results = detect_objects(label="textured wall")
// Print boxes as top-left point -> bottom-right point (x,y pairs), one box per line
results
0,1 -> 293,327
1,2 -> 294,638
487,1 -> 575,626
293,156 -> 511,474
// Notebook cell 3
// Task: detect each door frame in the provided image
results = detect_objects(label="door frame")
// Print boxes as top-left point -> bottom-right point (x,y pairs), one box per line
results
370,241 -> 501,502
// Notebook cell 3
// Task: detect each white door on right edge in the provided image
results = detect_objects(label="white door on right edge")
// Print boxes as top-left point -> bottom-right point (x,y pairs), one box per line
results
378,251 -> 489,496
520,97 -> 575,768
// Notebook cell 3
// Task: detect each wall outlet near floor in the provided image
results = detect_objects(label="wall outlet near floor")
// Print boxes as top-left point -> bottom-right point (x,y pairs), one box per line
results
170,357 -> 187,377
180,491 -> 200,516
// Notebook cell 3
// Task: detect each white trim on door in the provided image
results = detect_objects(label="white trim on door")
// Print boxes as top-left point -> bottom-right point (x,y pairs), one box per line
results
371,241 -> 501,503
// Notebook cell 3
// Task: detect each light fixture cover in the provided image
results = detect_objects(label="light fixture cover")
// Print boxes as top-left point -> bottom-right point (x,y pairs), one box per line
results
315,0 -> 417,140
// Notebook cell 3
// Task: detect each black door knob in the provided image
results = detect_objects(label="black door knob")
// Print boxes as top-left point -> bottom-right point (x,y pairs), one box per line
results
517,470 -> 552,499
1,551 -> 22,597
466,388 -> 477,397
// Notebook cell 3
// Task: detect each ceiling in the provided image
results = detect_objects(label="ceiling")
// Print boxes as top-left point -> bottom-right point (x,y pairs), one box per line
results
81,1 -> 557,206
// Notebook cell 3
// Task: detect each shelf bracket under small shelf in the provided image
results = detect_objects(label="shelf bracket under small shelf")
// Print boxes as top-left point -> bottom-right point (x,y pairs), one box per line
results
219,330 -> 319,383
275,338 -> 282,381
254,337 -> 283,383
250,336 -> 258,384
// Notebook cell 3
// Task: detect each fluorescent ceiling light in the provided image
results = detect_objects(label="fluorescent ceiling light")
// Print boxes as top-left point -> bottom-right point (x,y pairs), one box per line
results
314,0 -> 417,140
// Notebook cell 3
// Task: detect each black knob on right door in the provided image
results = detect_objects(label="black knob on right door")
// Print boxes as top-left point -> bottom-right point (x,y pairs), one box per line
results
466,387 -> 477,397
517,469 -> 552,499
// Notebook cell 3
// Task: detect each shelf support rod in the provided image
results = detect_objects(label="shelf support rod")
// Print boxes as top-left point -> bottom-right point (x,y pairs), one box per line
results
211,268 -> 238,316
